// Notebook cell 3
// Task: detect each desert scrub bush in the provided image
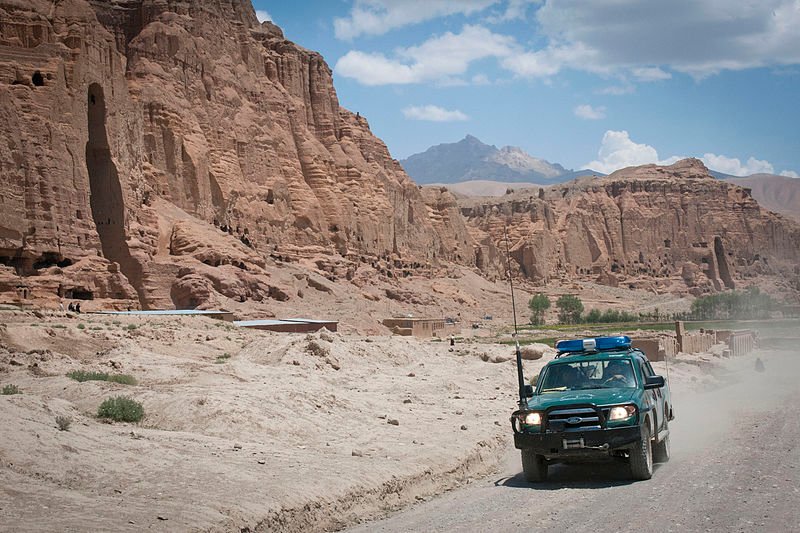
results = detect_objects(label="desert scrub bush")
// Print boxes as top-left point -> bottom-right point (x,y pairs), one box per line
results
126,324 -> 138,330
55,415 -> 72,431
107,374 -> 137,385
67,371 -> 137,385
97,396 -> 144,422
1,384 -> 21,395
77,323 -> 85,330
68,370 -> 109,382
214,353 -> 231,364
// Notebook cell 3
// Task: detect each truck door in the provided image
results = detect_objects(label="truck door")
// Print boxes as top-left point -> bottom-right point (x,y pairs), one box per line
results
640,360 -> 665,431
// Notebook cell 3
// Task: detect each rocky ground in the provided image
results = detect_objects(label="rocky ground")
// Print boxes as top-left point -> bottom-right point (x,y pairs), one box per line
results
0,310 -> 746,532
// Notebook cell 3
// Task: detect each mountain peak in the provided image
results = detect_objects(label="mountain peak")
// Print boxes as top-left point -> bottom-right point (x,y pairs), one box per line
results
400,137 -> 577,185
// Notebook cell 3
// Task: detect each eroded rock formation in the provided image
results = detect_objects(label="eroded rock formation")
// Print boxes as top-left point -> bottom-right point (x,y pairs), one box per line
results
461,159 -> 800,297
0,0 -> 479,308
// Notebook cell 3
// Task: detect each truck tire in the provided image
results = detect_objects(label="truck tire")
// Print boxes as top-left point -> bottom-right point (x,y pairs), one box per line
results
521,449 -> 548,482
629,423 -> 653,480
653,420 -> 670,463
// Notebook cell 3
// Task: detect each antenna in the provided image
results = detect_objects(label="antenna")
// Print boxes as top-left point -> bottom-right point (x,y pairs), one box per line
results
503,223 -> 526,409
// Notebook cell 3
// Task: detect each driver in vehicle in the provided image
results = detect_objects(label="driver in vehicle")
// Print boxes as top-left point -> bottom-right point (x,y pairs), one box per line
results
603,360 -> 634,386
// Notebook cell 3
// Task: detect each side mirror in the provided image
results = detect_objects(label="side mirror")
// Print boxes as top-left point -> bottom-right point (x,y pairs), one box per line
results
644,375 -> 665,390
523,384 -> 534,397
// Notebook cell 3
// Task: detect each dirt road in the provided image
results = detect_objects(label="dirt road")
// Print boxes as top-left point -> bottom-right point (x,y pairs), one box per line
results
348,351 -> 800,533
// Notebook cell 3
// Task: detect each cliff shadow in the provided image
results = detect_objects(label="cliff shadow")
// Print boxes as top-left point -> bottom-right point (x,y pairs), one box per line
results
86,83 -> 146,307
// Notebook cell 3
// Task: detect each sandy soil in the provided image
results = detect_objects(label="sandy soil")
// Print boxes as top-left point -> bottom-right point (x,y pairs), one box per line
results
0,311 -> 737,532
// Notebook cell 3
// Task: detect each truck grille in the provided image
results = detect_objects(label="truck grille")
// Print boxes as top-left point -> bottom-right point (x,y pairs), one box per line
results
546,407 -> 602,432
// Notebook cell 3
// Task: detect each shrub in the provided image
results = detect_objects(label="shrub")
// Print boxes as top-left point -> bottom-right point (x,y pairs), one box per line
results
77,323 -> 85,330
97,396 -> 144,422
214,353 -> 231,364
67,371 -> 136,385
126,324 -> 138,331
107,374 -> 137,385
67,370 -> 109,382
55,415 -> 72,431
584,308 -> 602,323
1,384 -> 21,395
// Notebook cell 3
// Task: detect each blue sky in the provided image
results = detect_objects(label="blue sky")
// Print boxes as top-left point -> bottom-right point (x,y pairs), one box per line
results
252,0 -> 800,177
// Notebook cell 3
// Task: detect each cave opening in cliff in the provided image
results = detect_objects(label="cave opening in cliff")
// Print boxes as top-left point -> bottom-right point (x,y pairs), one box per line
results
32,71 -> 44,86
86,83 -> 146,307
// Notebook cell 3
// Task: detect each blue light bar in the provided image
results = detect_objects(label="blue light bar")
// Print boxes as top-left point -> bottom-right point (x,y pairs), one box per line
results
556,336 -> 631,353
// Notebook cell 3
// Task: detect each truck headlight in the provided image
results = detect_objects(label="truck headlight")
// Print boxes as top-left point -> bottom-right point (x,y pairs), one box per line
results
523,412 -> 542,426
608,405 -> 636,421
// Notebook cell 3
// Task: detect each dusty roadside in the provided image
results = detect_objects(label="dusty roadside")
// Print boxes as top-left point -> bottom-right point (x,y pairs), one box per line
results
346,348 -> 800,532
0,311 -> 737,532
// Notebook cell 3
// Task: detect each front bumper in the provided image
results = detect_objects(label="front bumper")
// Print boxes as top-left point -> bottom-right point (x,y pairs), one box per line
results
514,426 -> 642,457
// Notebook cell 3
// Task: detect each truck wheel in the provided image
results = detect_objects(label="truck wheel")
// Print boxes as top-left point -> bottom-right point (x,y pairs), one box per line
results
521,449 -> 548,482
653,420 -> 670,463
629,424 -> 653,480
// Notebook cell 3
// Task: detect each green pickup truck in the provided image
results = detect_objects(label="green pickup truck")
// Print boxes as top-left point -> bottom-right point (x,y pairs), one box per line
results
510,336 -> 673,482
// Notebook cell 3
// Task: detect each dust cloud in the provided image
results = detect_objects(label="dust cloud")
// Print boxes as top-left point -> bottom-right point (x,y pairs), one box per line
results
669,347 -> 799,457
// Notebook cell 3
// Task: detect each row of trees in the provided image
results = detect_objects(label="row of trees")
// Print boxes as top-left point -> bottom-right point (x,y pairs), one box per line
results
689,287 -> 776,320
528,294 -> 585,325
528,286 -> 782,325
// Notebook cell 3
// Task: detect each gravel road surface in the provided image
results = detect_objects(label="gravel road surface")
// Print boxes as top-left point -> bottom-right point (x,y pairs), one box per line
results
348,351 -> 799,532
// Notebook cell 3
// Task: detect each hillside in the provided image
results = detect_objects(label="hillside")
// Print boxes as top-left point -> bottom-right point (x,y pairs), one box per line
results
724,174 -> 800,221
0,0 -> 485,312
460,159 -> 800,299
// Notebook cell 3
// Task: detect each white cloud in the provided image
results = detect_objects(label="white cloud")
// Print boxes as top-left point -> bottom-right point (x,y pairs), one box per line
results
596,84 -> 636,95
487,0 -> 540,22
631,67 -> 671,81
403,105 -> 469,122
334,0 -> 498,40
585,130 -> 791,178
700,153 -> 774,176
501,42 -> 599,78
574,104 -> 606,120
336,25 -> 516,85
471,73 -> 490,85
255,10 -> 272,23
335,51 -> 419,85
533,0 -> 800,79
585,130 -> 682,173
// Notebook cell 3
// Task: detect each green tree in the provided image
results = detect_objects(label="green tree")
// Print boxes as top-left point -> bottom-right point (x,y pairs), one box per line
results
585,308 -> 602,323
556,294 -> 584,324
528,293 -> 550,325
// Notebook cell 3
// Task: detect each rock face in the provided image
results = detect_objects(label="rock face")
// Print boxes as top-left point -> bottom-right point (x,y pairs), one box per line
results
0,0 -> 480,308
724,174 -> 800,222
461,159 -> 800,297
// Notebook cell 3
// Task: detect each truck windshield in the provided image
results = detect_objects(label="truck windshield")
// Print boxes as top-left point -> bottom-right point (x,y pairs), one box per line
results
539,359 -> 636,392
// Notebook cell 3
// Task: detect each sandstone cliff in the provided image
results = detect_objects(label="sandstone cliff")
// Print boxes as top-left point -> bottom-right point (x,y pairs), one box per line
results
0,0 -> 478,308
461,159 -> 800,298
